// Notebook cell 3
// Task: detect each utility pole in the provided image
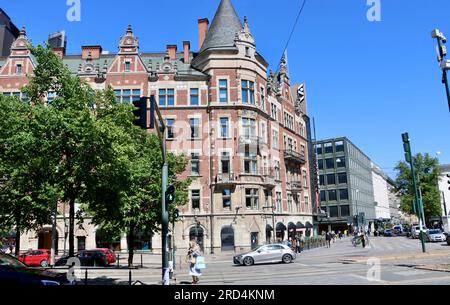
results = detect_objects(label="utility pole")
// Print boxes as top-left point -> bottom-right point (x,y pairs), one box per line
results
402,133 -> 426,253
431,29 -> 450,112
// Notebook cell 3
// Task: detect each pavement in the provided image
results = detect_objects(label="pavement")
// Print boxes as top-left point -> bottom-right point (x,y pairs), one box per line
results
59,236 -> 450,285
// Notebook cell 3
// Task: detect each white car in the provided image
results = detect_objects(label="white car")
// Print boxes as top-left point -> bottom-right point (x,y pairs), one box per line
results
411,226 -> 428,239
426,229 -> 446,242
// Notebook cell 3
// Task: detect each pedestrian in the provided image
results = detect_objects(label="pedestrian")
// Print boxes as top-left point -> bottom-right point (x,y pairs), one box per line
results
187,240 -> 202,284
299,234 -> 304,253
360,232 -> 366,248
291,237 -> 297,252
325,232 -> 331,248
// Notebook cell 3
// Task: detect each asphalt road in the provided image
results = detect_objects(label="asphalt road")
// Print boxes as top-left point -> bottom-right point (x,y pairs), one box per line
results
70,236 -> 450,285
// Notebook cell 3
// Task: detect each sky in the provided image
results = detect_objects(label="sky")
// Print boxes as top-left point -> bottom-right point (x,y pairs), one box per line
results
1,0 -> 450,178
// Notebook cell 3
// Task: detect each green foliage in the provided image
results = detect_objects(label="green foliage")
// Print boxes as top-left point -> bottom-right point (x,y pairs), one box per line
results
394,153 -> 442,221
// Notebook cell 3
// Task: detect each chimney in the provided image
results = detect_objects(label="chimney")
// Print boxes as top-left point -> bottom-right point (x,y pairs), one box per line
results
52,47 -> 65,59
167,45 -> 177,60
198,18 -> 209,49
82,45 -> 102,60
183,41 -> 190,64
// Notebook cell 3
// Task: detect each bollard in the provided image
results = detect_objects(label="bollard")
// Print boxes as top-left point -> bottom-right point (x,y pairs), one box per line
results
117,254 -> 120,267
85,269 -> 88,285
129,268 -> 132,285
141,254 -> 143,268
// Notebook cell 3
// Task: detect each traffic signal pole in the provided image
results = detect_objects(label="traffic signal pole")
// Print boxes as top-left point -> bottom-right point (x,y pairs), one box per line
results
402,133 -> 426,253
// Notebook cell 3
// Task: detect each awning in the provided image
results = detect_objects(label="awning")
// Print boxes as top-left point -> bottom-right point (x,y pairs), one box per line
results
296,222 -> 306,229
288,222 -> 296,232
276,223 -> 286,232
265,224 -> 273,232
305,222 -> 314,229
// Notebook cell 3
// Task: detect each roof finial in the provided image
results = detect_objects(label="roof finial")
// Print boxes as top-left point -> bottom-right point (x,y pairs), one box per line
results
20,26 -> 27,36
126,24 -> 133,35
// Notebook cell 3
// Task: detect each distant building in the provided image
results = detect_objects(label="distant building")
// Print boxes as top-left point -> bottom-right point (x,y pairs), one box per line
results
438,164 -> 450,217
371,163 -> 391,221
0,9 -> 20,57
48,31 -> 67,49
315,137 -> 375,233
387,178 -> 401,220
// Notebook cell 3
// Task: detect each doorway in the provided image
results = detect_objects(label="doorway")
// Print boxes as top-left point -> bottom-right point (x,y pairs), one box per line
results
250,232 -> 259,250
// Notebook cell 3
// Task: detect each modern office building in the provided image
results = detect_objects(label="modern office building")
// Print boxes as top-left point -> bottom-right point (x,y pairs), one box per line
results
315,137 -> 376,233
0,0 -> 316,254
0,8 -> 20,57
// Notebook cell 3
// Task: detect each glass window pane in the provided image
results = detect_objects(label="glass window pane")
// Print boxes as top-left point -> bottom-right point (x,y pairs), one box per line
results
328,190 -> 337,201
329,206 -> 338,217
326,174 -> 336,185
340,205 -> 350,216
339,189 -> 349,200
325,158 -> 335,169
335,141 -> 344,152
337,173 -> 347,184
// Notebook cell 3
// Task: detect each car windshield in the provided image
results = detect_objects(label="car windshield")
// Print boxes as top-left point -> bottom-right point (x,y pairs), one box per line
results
0,255 -> 26,268
429,230 -> 441,234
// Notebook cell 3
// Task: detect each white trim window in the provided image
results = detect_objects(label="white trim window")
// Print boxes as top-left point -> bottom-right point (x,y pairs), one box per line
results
190,88 -> 199,106
219,117 -> 230,138
114,89 -> 141,103
219,79 -> 228,103
241,80 -> 255,105
159,89 -> 175,106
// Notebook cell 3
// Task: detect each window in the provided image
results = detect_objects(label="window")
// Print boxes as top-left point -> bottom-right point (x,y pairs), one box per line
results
244,146 -> 257,174
272,130 -> 279,149
324,143 -> 333,154
319,175 -> 325,186
305,196 -> 309,210
190,118 -> 200,138
318,159 -> 324,170
271,103 -> 278,120
340,205 -> 350,216
339,189 -> 349,200
284,112 -> 294,130
191,153 -> 200,175
241,118 -> 256,138
16,64 -> 22,75
336,158 -> 346,168
220,117 -> 229,138
276,192 -> 282,211
221,152 -> 230,174
328,190 -> 337,201
190,88 -> 199,106
245,46 -> 250,57
261,122 -> 267,143
114,89 -> 141,103
125,61 -> 131,72
303,170 -> 308,187
245,189 -> 259,209
287,194 -> 293,212
329,206 -> 338,218
275,161 -> 281,180
219,80 -> 228,103
260,88 -> 265,110
316,145 -> 323,155
223,189 -> 232,208
191,190 -> 200,210
166,119 -> 175,139
320,190 -> 326,202
335,141 -> 344,152
159,89 -> 175,106
325,158 -> 335,169
242,80 -> 255,105
326,174 -> 336,185
337,172 -> 347,184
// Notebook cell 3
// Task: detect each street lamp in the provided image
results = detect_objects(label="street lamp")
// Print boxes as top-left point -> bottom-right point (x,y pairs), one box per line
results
431,28 -> 450,112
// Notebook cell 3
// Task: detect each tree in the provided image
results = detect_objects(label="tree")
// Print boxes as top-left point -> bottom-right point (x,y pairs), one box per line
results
394,153 -> 442,223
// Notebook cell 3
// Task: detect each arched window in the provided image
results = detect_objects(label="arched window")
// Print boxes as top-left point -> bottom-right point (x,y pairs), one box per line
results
189,225 -> 204,251
221,226 -> 235,251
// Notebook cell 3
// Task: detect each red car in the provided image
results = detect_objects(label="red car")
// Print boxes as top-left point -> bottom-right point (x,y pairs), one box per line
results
94,248 -> 116,265
18,249 -> 51,267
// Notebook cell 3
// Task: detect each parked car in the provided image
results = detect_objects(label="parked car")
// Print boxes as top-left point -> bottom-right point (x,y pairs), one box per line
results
426,229 -> 446,242
18,249 -> 51,267
94,248 -> 116,265
55,250 -> 108,267
393,225 -> 403,235
0,253 -> 68,285
233,244 -> 296,266
411,225 -> 428,239
383,229 -> 393,237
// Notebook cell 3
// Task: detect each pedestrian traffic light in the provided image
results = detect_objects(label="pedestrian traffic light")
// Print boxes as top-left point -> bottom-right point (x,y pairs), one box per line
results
165,185 -> 176,211
132,97 -> 147,129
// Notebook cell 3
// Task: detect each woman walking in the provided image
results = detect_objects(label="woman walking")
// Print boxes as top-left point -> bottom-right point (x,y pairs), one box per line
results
187,240 -> 202,284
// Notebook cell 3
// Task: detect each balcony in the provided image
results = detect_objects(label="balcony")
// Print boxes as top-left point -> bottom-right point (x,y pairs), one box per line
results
284,149 -> 306,164
215,173 -> 236,185
238,135 -> 262,147
288,181 -> 303,193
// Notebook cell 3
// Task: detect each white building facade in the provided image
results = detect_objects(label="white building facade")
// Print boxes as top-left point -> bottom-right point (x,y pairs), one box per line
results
371,163 -> 391,221
438,164 -> 450,217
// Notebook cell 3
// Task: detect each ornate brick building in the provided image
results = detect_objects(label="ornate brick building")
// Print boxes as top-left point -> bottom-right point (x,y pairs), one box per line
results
0,0 -> 317,254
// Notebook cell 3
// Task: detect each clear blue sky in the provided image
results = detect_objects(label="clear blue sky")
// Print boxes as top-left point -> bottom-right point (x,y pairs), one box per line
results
2,0 -> 450,177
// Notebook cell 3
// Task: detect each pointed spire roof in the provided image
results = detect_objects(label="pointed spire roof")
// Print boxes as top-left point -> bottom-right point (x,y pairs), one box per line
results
200,0 -> 242,53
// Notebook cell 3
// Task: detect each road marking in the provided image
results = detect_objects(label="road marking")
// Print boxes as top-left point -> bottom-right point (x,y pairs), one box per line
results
393,270 -> 429,276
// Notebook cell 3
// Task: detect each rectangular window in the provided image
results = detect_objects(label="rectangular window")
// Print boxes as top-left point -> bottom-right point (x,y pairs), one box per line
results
328,190 -> 337,201
191,153 -> 200,176
166,119 -> 175,139
326,174 -> 336,185
244,146 -> 257,174
303,170 -> 308,187
261,122 -> 267,143
220,117 -> 229,138
284,113 -> 294,130
325,158 -> 335,169
260,88 -> 265,110
324,143 -> 333,154
304,196 -> 309,210
245,189 -> 259,209
340,205 -> 350,216
16,64 -> 23,75
159,89 -> 175,106
271,103 -> 277,120
190,88 -> 199,106
190,118 -> 200,138
125,61 -> 131,72
276,192 -> 282,211
191,190 -> 200,210
275,161 -> 281,180
242,80 -> 255,105
319,175 -> 325,186
241,118 -> 256,138
336,158 -> 346,168
272,130 -> 279,149
219,80 -> 228,103
114,89 -> 140,103
337,172 -> 347,184
222,189 -> 231,208
287,194 -> 293,213
318,159 -> 324,170
320,190 -> 326,202
329,206 -> 338,218
339,189 -> 349,200
221,152 -> 230,174
316,145 -> 323,155
335,141 -> 344,152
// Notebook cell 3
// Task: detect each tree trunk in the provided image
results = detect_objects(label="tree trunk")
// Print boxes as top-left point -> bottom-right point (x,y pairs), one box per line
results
127,223 -> 135,267
14,229 -> 20,256
68,197 -> 75,257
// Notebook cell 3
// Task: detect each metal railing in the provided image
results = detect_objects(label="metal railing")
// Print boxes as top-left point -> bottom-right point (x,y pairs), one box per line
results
283,149 -> 306,164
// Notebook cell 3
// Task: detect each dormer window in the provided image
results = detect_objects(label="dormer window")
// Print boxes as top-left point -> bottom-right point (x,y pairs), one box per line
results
124,61 -> 131,72
16,64 -> 23,75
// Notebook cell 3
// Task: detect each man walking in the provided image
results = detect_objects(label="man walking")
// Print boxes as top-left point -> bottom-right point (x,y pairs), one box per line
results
326,232 -> 332,248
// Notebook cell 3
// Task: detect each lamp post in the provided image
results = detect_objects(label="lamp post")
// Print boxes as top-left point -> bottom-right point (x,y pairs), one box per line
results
431,29 -> 450,112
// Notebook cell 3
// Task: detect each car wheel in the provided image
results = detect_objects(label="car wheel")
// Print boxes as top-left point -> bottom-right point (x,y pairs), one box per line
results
282,254 -> 292,264
243,256 -> 254,266
40,260 -> 49,267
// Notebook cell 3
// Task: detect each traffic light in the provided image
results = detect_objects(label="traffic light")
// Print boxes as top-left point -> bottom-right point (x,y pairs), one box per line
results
165,185 -> 176,211
132,97 -> 147,129
173,208 -> 180,221
401,133 -> 411,163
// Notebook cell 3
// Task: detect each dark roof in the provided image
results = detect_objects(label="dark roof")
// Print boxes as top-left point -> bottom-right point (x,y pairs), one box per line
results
199,0 -> 242,53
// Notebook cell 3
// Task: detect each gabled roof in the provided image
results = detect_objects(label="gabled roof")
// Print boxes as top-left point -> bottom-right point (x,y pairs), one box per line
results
199,0 -> 242,53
